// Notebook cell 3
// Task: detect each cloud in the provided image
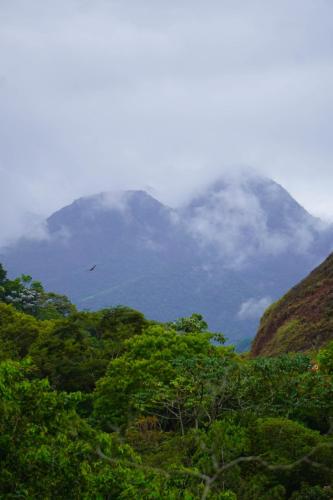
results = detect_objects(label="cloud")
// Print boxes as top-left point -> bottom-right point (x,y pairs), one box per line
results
1,0 -> 333,244
184,171 -> 324,267
22,219 -> 51,242
90,191 -> 132,213
238,296 -> 272,320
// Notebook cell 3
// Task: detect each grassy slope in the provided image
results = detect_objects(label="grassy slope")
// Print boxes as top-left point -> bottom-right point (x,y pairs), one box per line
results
251,253 -> 333,356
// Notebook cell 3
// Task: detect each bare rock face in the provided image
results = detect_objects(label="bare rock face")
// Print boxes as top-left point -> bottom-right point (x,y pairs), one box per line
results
251,253 -> 333,357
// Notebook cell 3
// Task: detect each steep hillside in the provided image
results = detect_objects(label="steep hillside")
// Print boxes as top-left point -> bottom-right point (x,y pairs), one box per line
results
2,173 -> 333,342
251,253 -> 333,356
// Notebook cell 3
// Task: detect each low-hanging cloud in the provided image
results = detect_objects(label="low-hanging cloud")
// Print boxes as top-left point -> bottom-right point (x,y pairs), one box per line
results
238,296 -> 273,320
90,191 -> 133,213
1,0 -> 333,246
184,171 -> 326,267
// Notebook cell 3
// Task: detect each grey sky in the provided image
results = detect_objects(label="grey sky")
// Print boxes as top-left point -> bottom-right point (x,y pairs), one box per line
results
1,0 -> 333,245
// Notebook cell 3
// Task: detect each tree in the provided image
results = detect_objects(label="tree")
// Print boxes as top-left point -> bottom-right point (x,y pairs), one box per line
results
35,291 -> 76,320
0,359 -> 154,499
0,263 -> 7,285
0,266 -> 75,319
235,355 -> 333,432
318,340 -> 333,374
93,324 -> 234,431
171,313 -> 209,333
0,303 -> 46,361
29,316 -> 108,392
248,417 -> 333,496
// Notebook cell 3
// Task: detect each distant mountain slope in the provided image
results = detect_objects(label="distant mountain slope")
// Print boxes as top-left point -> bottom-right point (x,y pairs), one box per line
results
2,173 -> 333,342
251,253 -> 333,356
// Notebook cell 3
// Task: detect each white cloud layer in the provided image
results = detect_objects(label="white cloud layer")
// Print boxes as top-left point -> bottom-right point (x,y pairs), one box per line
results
1,0 -> 333,245
238,296 -> 273,320
89,191 -> 132,213
185,171 -> 326,267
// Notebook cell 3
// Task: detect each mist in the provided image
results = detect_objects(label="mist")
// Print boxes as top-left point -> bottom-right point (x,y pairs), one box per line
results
1,0 -> 333,246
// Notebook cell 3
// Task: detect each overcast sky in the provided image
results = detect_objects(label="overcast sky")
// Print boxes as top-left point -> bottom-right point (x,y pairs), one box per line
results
1,0 -> 333,245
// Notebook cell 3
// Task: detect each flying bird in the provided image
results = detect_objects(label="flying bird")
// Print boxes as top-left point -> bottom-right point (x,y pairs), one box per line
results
88,264 -> 97,272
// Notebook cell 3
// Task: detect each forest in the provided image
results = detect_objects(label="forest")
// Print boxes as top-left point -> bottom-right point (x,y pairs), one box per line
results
0,263 -> 333,499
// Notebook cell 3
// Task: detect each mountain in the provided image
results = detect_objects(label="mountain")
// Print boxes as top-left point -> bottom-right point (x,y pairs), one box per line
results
1,190 -> 204,321
251,252 -> 333,357
2,172 -> 333,343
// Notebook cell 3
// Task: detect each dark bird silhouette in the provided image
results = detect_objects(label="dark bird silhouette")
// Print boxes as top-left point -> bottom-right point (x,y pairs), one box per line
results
88,264 -> 97,272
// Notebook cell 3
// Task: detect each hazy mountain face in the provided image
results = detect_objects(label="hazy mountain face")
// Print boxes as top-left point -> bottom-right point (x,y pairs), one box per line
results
2,174 -> 333,343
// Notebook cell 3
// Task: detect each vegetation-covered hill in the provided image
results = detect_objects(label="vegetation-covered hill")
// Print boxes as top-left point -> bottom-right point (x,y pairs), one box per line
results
251,253 -> 333,357
1,262 -> 333,498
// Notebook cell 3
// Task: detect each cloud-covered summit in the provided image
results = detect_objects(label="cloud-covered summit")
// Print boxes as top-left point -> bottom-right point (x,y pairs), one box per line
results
182,172 -> 326,268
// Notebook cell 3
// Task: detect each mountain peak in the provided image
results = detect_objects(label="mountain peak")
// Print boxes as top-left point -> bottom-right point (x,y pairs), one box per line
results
47,189 -> 171,233
181,172 -> 319,268
57,189 -> 164,214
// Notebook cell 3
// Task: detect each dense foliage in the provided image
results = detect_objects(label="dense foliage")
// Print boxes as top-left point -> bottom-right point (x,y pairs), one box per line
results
0,263 -> 332,499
